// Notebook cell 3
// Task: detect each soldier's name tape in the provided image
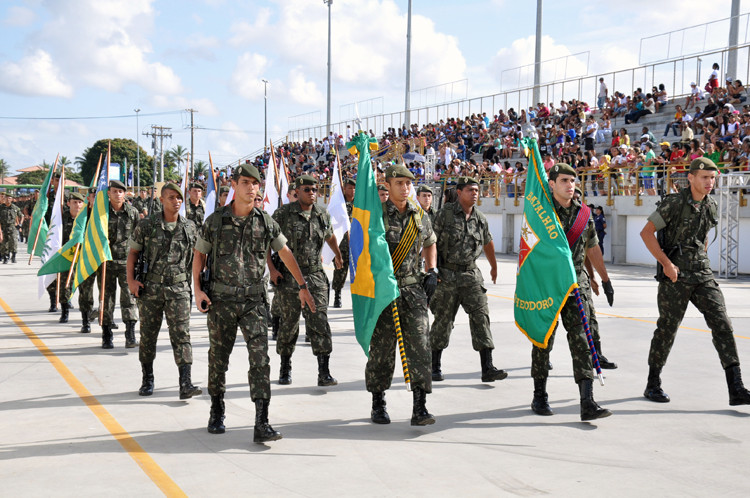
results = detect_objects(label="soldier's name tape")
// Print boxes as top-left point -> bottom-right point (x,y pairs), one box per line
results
514,295 -> 554,311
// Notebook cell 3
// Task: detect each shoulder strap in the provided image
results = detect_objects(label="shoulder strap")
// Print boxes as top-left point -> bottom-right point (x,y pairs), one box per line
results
566,203 -> 591,248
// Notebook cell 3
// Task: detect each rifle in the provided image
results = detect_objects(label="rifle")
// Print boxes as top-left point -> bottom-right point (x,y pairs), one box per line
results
134,192 -> 154,291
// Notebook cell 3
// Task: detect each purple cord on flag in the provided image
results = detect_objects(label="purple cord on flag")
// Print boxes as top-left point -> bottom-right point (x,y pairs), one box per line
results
573,287 -> 604,386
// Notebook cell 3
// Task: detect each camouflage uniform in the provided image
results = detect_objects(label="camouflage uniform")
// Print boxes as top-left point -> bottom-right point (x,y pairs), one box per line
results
185,200 -> 205,228
366,199 -> 436,393
430,200 -> 494,352
647,188 -> 739,370
530,197 -> 597,384
0,202 -> 21,258
331,201 -> 353,292
272,201 -> 334,356
129,213 -> 197,366
102,202 -> 140,326
196,203 -> 286,400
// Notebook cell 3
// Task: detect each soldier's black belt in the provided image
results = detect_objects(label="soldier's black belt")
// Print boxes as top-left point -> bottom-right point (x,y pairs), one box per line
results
211,282 -> 265,297
439,262 -> 477,272
146,273 -> 188,285
396,274 -> 421,287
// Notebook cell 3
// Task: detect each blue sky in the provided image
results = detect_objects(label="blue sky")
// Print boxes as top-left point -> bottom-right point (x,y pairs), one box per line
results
0,0 -> 738,175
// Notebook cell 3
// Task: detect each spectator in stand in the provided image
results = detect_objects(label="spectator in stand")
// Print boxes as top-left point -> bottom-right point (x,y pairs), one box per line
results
707,62 -> 721,94
596,116 -> 612,144
680,121 -> 694,143
597,78 -> 608,111
625,93 -> 655,124
685,82 -> 704,109
654,84 -> 668,112
663,105 -> 686,138
641,142 -> 657,196
584,116 -> 597,152
729,80 -> 747,104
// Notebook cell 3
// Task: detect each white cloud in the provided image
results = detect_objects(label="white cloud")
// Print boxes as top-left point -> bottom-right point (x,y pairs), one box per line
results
149,95 -> 219,116
0,49 -> 73,97
229,52 -> 270,100
3,5 -> 36,26
288,67 -> 324,106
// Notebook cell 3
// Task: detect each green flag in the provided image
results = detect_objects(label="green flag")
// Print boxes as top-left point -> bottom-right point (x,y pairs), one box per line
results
37,207 -> 87,276
27,164 -> 56,257
514,138 -> 577,348
347,132 -> 400,355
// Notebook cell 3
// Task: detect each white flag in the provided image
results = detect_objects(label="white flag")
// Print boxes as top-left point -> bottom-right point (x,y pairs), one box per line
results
279,154 -> 290,205
177,162 -> 190,218
38,175 -> 65,299
263,154 -> 280,216
322,157 -> 350,264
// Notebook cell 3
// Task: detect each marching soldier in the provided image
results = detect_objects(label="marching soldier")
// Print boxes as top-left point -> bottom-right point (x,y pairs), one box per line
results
429,177 -> 508,383
377,184 -> 389,203
193,163 -> 314,443
640,157 -> 750,406
367,165 -> 438,426
127,183 -> 202,400
185,183 -> 205,227
269,175 -> 343,386
77,188 -> 100,333
101,180 -> 140,349
269,185 -> 298,340
331,178 -> 355,308
218,186 -> 230,207
0,193 -> 21,264
416,185 -> 437,226
530,163 -> 613,421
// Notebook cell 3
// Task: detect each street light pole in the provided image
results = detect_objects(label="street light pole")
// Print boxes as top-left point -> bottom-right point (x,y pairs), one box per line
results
324,0 -> 333,137
134,108 -> 140,189
532,0 -> 543,107
262,79 -> 269,154
404,0 -> 412,129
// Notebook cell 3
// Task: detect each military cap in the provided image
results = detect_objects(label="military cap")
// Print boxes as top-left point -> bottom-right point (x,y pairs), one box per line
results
457,176 -> 479,188
574,187 -> 583,199
287,184 -> 297,193
88,187 -> 97,195
109,180 -> 126,191
417,185 -> 433,194
384,164 -> 414,179
377,184 -> 388,191
689,157 -> 719,173
69,192 -> 86,202
161,182 -> 184,200
233,163 -> 261,182
219,186 -> 230,194
344,178 -> 357,187
189,182 -> 204,191
295,175 -> 318,188
548,162 -> 577,180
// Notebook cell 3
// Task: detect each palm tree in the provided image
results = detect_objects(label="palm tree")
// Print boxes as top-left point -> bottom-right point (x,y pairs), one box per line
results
193,160 -> 208,180
0,158 -> 10,184
167,145 -> 189,178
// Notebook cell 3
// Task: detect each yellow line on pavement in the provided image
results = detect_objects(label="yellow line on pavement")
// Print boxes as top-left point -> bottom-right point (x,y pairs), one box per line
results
487,293 -> 750,340
0,297 -> 186,498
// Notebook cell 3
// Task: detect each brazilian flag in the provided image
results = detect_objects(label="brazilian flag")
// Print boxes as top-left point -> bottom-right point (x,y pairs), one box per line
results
514,138 -> 577,348
347,132 -> 399,355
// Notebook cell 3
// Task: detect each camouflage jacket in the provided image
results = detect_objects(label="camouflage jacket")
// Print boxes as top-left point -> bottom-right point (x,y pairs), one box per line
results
130,213 -> 197,294
196,204 -> 286,294
382,199 -> 436,283
108,203 -> 140,264
185,200 -> 205,227
433,201 -> 491,284
0,204 -> 21,227
272,201 -> 333,276
647,187 -> 718,282
62,210 -> 77,242
553,197 -> 598,281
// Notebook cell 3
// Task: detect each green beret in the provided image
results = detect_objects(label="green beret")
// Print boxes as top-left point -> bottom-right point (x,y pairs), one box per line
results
345,178 -> 357,187
457,176 -> 479,188
384,164 -> 414,179
88,187 -> 97,195
189,182 -> 204,191
161,182 -> 184,200
548,163 -> 577,180
689,157 -> 719,173
574,187 -> 583,199
219,186 -> 230,194
69,192 -> 86,202
377,184 -> 388,191
233,163 -> 261,182
295,175 -> 318,188
287,184 -> 297,193
417,185 -> 433,194
109,180 -> 126,191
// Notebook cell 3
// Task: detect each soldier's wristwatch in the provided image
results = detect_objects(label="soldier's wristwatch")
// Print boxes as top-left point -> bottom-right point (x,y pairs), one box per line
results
299,282 -> 308,290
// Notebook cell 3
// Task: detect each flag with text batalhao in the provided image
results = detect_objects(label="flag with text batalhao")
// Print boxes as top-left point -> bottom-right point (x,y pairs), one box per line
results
514,137 -> 577,348
72,164 -> 112,292
347,132 -> 399,355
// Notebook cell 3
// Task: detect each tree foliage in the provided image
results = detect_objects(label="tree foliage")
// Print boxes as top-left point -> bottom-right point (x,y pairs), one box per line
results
79,138 -> 153,186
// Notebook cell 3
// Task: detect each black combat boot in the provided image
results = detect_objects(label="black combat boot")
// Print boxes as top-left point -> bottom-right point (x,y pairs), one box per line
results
271,316 -> 279,340
253,399 -> 282,443
579,379 -> 612,421
178,365 -> 202,399
371,392 -> 390,424
10,252 -> 16,263
431,350 -> 444,381
67,301 -> 74,309
279,355 -> 292,385
139,362 -> 154,396
725,365 -> 750,405
111,322 -> 119,330
124,321 -> 138,348
643,366 -> 670,403
2,254 -> 7,264
480,349 -> 508,382
594,340 -> 618,369
316,354 -> 338,386
80,312 -> 91,334
531,377 -> 553,416
101,325 -> 114,349
207,393 -> 225,434
59,301 -> 70,323
48,294 -> 58,313
333,289 -> 342,308
410,387 -> 435,426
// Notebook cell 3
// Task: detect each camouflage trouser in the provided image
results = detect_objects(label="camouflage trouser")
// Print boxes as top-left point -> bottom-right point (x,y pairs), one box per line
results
137,289 -> 192,366
46,271 -> 72,305
648,278 -> 739,370
331,235 -> 349,292
429,279 -> 494,352
366,284 -> 432,393
22,220 -> 30,239
77,272 -> 99,315
531,291 -> 594,383
207,295 -> 270,400
275,271 -> 332,357
101,261 -> 138,326
1,226 -> 16,254
270,287 -> 281,317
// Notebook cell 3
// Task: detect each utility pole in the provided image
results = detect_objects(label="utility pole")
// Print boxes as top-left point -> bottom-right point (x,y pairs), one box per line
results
144,126 -> 172,183
262,79 -> 269,154
404,0 -> 412,129
532,0 -> 543,107
134,108 -> 140,189
186,108 -> 197,180
324,0 -> 333,136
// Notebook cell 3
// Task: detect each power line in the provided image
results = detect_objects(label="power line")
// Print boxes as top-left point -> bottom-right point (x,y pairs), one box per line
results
0,110 -> 184,121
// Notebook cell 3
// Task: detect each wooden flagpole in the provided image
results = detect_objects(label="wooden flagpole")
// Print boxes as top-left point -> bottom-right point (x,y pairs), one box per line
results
99,142 -> 111,326
66,153 -> 103,287
28,153 -> 60,264
55,164 -> 66,307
